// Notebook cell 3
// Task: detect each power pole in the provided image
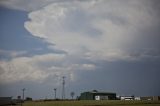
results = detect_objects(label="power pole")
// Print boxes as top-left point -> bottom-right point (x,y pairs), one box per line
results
62,76 -> 65,100
54,88 -> 57,99
22,88 -> 25,101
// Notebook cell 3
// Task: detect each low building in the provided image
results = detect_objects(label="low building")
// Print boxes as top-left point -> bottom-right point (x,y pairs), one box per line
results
140,96 -> 160,101
153,96 -> 160,101
0,97 -> 12,106
79,90 -> 116,100
135,97 -> 141,100
120,96 -> 134,100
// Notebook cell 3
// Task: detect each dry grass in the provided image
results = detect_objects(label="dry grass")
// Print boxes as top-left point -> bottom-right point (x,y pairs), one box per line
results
22,100 -> 160,106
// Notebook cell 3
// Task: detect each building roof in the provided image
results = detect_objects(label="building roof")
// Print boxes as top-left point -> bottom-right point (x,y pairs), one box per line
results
83,90 -> 116,94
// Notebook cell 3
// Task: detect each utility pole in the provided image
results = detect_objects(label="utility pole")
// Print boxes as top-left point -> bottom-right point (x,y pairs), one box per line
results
54,88 -> 57,99
62,76 -> 65,100
21,88 -> 25,106
22,88 -> 25,101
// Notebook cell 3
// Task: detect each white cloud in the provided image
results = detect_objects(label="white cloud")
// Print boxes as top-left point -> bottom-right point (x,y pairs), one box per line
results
0,53 -> 62,84
0,49 -> 27,58
0,53 -> 96,84
24,0 -> 160,61
1,0 -> 160,84
0,0 -> 94,11
0,0 -> 55,11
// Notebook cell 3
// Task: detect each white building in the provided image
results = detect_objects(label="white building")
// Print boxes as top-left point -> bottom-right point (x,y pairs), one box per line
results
135,97 -> 141,100
120,96 -> 134,100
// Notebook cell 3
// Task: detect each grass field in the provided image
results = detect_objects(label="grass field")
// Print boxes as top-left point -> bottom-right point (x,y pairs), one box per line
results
23,100 -> 160,106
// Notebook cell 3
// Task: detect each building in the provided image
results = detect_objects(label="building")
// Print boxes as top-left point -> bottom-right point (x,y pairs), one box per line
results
79,90 -> 116,100
120,96 -> 160,101
120,96 -> 134,100
135,97 -> 141,100
0,97 -> 12,106
140,96 -> 160,101
153,96 -> 160,101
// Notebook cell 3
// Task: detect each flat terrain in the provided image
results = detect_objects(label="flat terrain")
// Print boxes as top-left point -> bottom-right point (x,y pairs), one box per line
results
23,100 -> 160,106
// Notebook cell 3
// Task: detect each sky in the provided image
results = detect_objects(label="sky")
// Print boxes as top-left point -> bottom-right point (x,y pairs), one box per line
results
0,0 -> 160,99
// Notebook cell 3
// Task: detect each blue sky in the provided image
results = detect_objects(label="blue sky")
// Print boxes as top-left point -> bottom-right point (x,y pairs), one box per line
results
0,7 -> 57,59
0,0 -> 160,99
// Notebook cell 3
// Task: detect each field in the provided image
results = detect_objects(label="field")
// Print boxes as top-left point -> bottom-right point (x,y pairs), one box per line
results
23,100 -> 160,106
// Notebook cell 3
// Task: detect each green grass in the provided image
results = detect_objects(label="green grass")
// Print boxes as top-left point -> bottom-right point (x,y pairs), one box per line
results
23,100 -> 160,106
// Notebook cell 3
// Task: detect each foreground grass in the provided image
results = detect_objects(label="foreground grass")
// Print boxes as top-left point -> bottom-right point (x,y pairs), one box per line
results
23,100 -> 160,106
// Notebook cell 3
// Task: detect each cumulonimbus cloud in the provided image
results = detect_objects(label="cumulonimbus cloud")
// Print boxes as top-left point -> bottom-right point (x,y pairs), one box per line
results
1,0 -> 160,84
24,0 -> 160,61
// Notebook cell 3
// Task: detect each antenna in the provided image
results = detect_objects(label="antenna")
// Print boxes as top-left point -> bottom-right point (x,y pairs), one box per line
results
54,88 -> 57,99
22,88 -> 25,101
62,76 -> 66,100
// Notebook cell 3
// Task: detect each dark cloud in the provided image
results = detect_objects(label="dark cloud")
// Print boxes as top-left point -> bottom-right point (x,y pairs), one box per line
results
74,60 -> 160,96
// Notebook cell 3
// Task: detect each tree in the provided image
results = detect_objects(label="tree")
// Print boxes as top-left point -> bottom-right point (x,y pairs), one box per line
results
25,97 -> 32,101
17,96 -> 21,100
70,92 -> 75,99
